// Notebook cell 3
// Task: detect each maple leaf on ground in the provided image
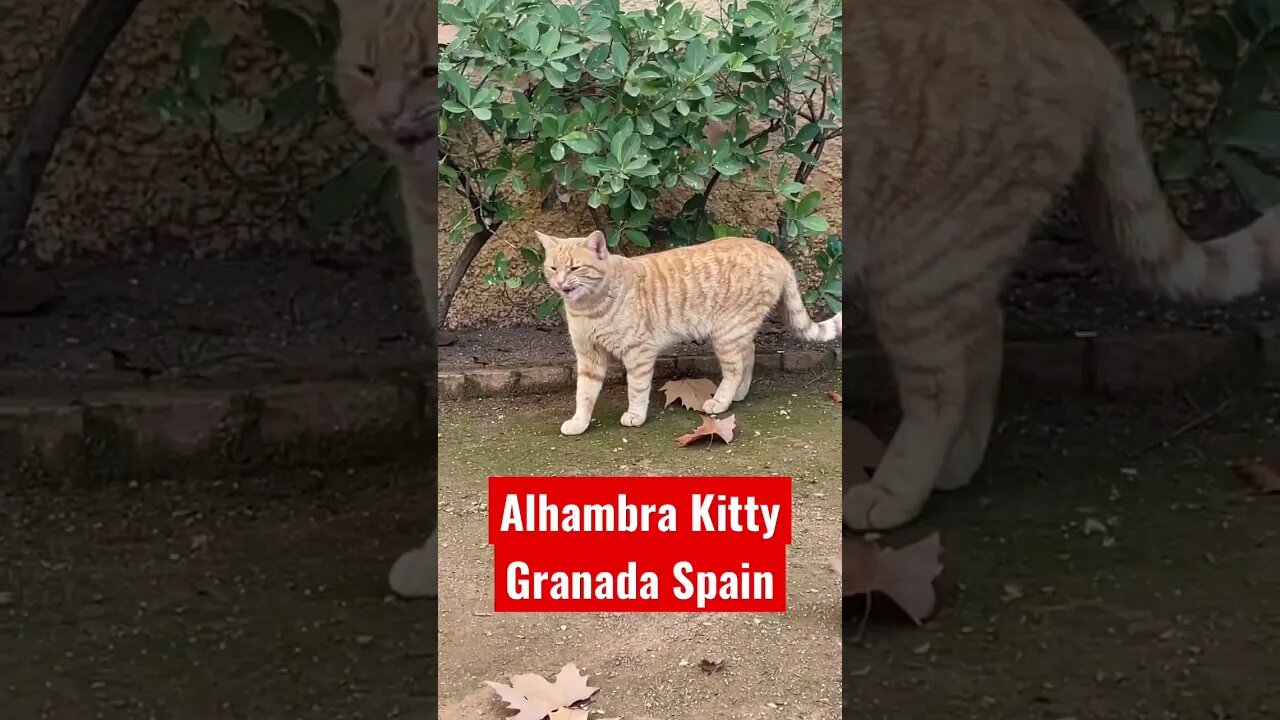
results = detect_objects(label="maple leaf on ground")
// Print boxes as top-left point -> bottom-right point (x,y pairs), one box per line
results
1237,463 -> 1280,494
840,532 -> 944,625
108,349 -> 163,379
484,663 -> 599,720
845,418 -> 885,485
660,378 -> 719,411
438,24 -> 459,44
677,414 -> 736,447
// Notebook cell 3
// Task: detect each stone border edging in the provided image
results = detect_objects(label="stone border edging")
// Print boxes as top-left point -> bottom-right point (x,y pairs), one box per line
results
441,325 -> 1280,400
2,327 -> 1277,478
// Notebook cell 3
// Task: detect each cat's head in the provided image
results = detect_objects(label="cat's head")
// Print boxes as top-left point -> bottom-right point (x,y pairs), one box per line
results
534,230 -> 613,304
333,0 -> 436,167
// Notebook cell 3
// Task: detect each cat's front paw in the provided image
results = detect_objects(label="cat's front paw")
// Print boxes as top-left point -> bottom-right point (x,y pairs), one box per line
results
620,410 -> 647,427
702,397 -> 731,414
560,417 -> 591,436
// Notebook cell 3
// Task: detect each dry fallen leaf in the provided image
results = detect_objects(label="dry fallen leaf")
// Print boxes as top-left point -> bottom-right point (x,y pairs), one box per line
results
828,391 -> 842,403
845,418 -> 885,484
438,24 -> 459,44
485,663 -> 599,720
1237,463 -> 1280,494
676,414 -> 736,447
660,377 -> 719,411
698,658 -> 725,674
841,532 -> 944,625
108,349 -> 162,379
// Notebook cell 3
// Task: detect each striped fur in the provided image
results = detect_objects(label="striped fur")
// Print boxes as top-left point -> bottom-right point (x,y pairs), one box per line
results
335,0 -> 438,600
844,0 -> 1280,532
538,231 -> 842,435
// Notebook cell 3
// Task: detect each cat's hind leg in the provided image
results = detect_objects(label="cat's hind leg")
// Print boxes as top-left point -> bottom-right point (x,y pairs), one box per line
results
704,331 -> 750,414
844,277 -> 1010,530
733,342 -> 756,402
935,308 -> 1003,490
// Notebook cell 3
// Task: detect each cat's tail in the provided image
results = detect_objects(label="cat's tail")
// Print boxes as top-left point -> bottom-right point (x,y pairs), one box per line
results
1080,53 -> 1280,302
779,271 -> 842,342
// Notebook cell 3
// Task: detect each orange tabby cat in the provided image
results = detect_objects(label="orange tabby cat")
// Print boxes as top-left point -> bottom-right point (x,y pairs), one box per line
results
334,0 -> 437,600
334,0 -> 438,333
537,231 -> 842,436
844,0 -> 1280,531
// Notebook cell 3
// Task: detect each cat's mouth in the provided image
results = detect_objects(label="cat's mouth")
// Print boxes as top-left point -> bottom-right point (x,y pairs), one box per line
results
391,129 -> 435,149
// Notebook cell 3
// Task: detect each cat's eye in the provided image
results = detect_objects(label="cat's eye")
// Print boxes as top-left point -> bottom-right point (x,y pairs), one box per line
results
356,64 -> 375,78
548,266 -> 558,271
569,265 -> 581,271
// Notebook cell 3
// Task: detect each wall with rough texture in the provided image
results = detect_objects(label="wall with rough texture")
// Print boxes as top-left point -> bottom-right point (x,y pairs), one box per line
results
2,0 -> 382,262
1,0 -> 1242,328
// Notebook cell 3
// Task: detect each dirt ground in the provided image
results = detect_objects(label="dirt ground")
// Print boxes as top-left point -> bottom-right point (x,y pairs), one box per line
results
0,461 -> 437,720
436,373 -> 845,720
844,382 -> 1280,720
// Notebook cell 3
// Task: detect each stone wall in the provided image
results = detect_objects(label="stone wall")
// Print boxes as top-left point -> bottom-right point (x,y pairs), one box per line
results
0,0 -> 1241,328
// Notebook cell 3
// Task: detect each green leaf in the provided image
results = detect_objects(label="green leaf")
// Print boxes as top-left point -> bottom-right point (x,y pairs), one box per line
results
262,6 -> 326,65
797,214 -> 830,233
629,188 -> 646,210
1221,150 -> 1280,212
1217,110 -> 1280,158
797,190 -> 822,216
1156,137 -> 1207,182
213,98 -> 266,134
539,26 -> 562,56
536,294 -> 563,318
561,132 -> 600,154
145,87 -> 198,125
520,246 -> 542,266
611,43 -> 630,74
268,76 -> 321,127
1195,15 -> 1238,80
551,142 -> 566,161
472,106 -> 493,121
1130,78 -> 1171,113
624,229 -> 651,247
310,157 -> 391,228
181,18 -> 223,103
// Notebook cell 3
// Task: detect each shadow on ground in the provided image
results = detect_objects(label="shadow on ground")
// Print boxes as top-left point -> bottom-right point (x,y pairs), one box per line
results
0,462 -> 436,719
844,385 -> 1280,719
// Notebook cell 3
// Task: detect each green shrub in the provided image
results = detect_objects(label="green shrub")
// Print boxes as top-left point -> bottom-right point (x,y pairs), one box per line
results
442,0 -> 843,317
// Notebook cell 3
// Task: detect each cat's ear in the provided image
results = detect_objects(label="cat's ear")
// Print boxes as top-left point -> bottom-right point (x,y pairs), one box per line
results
534,231 -> 559,255
584,230 -> 608,260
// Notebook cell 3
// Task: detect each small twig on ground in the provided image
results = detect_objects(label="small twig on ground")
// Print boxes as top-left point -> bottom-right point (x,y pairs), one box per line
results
1131,399 -> 1230,457
852,592 -> 873,642
800,371 -> 833,390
